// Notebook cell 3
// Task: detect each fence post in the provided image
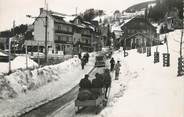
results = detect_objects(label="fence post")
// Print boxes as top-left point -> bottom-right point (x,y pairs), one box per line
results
147,47 -> 151,57
163,53 -> 170,67
154,52 -> 159,63
177,57 -> 184,76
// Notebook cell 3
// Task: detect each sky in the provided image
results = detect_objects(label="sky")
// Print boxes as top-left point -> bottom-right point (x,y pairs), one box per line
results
0,0 -> 151,31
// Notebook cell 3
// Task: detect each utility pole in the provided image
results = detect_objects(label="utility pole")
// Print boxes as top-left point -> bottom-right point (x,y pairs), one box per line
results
8,38 -> 12,73
180,22 -> 183,57
44,1 -> 48,64
25,45 -> 28,69
45,15 -> 48,64
76,7 -> 78,16
13,20 -> 15,55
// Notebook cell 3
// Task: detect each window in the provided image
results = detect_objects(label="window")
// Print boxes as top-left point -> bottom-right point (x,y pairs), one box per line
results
86,39 -> 88,44
66,26 -> 69,32
76,19 -> 79,24
66,36 -> 69,41
63,36 -> 66,41
58,35 -> 61,41
58,25 -> 61,30
69,37 -> 72,42
67,45 -> 70,48
56,44 -> 61,51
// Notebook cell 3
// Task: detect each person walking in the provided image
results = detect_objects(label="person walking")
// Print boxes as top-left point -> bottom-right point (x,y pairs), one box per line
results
81,58 -> 85,70
103,69 -> 111,99
114,61 -> 121,80
78,52 -> 81,60
110,57 -> 115,71
85,52 -> 89,63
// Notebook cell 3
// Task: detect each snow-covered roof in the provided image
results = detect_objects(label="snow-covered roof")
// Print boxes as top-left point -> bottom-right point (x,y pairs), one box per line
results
50,11 -> 66,17
111,24 -> 121,32
120,17 -> 135,27
63,15 -> 76,23
93,15 -> 106,21
83,21 -> 91,25
0,52 -> 7,56
89,25 -> 95,31
76,24 -> 86,28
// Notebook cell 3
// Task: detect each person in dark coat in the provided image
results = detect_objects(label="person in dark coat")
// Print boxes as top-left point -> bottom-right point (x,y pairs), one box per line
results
82,56 -> 87,65
114,61 -> 121,80
103,69 -> 111,98
79,74 -> 92,90
91,73 -> 104,99
92,73 -> 103,88
78,74 -> 92,101
110,57 -> 115,71
78,52 -> 81,60
86,53 -> 89,63
81,58 -> 85,69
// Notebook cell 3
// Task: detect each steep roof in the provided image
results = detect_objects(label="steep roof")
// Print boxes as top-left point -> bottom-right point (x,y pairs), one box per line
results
121,16 -> 156,30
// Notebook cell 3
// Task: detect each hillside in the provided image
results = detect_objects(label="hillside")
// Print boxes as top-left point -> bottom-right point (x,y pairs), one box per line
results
125,1 -> 155,12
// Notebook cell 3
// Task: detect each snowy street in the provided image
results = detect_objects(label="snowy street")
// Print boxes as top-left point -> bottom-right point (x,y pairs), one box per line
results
0,0 -> 183,116
52,30 -> 184,117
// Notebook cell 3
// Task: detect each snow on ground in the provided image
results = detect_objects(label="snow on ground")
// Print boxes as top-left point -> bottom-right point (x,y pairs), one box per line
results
103,30 -> 184,117
53,30 -> 184,117
0,30 -> 183,117
0,56 -> 38,74
0,53 -> 97,117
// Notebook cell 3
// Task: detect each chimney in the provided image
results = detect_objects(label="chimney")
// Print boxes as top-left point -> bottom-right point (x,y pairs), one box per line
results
40,8 -> 44,14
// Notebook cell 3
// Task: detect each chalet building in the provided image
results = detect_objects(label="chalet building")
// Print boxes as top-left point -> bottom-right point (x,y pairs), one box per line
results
25,8 -> 102,55
120,16 -> 159,50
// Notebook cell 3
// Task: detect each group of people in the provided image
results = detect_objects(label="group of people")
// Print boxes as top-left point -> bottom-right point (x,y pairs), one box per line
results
110,58 -> 121,80
78,69 -> 111,101
78,52 -> 89,70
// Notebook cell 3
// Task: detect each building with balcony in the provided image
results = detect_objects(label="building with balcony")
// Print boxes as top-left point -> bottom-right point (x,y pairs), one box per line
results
120,16 -> 159,49
25,8 -> 103,55
24,8 -> 75,55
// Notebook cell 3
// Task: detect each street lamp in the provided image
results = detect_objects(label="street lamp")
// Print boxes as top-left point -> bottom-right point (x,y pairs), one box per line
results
26,14 -> 48,64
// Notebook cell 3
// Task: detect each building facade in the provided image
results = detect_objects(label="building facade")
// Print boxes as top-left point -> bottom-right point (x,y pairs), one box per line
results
25,8 -> 102,55
120,16 -> 159,50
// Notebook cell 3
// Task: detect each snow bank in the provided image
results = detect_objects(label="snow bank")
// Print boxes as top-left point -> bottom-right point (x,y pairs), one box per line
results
0,53 -> 96,117
0,56 -> 38,74
0,56 -> 80,99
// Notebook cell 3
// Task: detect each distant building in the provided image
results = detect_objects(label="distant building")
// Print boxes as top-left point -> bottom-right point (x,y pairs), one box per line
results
71,16 -> 94,52
159,8 -> 183,34
120,16 -> 159,49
